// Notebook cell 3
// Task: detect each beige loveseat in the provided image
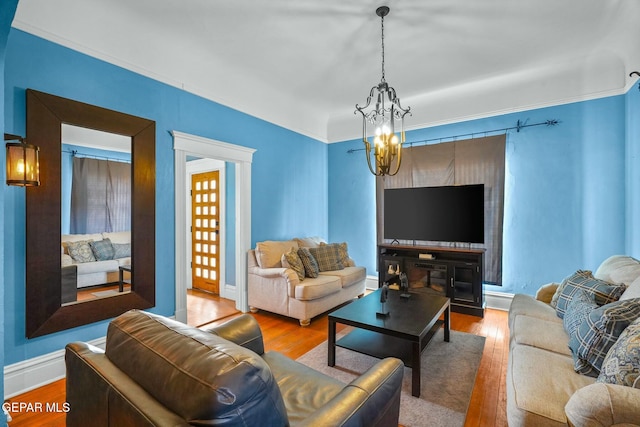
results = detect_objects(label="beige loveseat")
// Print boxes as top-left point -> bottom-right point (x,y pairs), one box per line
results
248,237 -> 367,326
507,255 -> 640,426
66,310 -> 404,426
61,231 -> 131,288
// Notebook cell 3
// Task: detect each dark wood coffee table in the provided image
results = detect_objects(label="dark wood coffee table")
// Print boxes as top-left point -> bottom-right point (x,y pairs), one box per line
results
118,265 -> 132,292
328,289 -> 450,397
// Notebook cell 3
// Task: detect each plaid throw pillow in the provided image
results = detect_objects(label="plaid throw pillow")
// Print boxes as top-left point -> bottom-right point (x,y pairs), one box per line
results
297,247 -> 319,278
551,269 -> 592,308
556,272 -> 626,319
569,298 -> 640,376
309,244 -> 344,272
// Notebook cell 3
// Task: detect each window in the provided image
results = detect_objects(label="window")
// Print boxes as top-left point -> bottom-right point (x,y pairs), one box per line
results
70,157 -> 131,234
377,135 -> 505,285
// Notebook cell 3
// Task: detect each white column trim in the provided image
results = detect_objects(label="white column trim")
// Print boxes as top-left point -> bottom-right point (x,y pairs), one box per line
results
172,131 -> 255,319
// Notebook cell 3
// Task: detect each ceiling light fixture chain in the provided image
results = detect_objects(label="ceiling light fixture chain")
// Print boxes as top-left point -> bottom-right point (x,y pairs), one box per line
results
379,6 -> 387,83
355,5 -> 411,177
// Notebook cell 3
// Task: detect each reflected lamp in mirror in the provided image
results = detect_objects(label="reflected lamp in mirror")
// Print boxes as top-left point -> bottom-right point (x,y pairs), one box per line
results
5,133 -> 40,186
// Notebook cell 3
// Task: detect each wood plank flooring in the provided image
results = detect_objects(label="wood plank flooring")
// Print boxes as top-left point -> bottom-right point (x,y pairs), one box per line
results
5,294 -> 509,426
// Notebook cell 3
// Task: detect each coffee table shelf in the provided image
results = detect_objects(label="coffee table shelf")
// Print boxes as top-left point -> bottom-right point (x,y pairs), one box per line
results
329,289 -> 450,397
336,319 -> 444,368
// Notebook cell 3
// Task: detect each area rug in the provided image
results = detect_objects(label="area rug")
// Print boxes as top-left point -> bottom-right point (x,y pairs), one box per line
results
296,329 -> 485,427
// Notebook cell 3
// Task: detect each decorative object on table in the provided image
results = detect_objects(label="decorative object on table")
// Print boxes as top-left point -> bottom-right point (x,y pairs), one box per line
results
400,272 -> 411,298
355,5 -> 411,177
377,284 -> 390,317
388,264 -> 395,274
395,264 -> 401,274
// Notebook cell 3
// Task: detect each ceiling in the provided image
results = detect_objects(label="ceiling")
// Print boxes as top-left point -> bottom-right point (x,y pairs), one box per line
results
12,0 -> 640,143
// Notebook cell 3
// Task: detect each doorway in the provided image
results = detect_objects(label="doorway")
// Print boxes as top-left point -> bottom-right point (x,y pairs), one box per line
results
186,159 -> 225,297
173,131 -> 256,324
191,170 -> 221,294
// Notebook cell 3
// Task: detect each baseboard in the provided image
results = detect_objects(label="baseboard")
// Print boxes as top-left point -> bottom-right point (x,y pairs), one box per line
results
4,336 -> 106,399
365,275 -> 378,290
224,283 -> 237,301
367,275 -> 513,312
484,290 -> 514,311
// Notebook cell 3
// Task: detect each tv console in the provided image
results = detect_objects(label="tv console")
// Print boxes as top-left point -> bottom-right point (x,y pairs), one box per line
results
378,244 -> 485,317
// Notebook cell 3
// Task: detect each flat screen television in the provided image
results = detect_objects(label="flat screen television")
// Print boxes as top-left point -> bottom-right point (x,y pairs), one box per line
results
384,184 -> 484,244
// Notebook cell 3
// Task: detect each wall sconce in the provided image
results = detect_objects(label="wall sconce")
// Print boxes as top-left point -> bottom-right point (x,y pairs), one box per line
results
5,133 -> 40,187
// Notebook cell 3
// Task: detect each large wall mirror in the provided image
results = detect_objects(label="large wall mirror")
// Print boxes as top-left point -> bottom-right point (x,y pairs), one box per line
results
26,89 -> 155,338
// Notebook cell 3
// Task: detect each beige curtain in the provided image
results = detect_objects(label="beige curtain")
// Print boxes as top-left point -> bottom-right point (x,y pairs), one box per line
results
71,157 -> 131,234
377,135 -> 505,285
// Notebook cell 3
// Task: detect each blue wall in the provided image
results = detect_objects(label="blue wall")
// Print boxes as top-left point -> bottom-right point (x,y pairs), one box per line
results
626,84 -> 640,256
3,29 -> 328,365
329,95 -> 634,295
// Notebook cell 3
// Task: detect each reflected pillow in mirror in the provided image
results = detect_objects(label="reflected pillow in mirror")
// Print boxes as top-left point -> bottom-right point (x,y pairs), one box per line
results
90,238 -> 115,261
67,240 -> 96,263
112,243 -> 131,259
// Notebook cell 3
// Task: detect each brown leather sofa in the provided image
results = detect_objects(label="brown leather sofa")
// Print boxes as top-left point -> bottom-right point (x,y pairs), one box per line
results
65,310 -> 404,426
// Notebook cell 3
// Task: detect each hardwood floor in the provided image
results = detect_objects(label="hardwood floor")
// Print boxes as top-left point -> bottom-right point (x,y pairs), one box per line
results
5,294 -> 509,426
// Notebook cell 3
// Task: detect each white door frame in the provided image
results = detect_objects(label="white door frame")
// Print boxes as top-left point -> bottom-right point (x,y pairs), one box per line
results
185,158 -> 225,295
173,131 -> 255,323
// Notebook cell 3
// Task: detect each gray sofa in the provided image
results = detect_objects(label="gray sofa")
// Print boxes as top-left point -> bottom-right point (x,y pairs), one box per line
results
507,255 -> 640,426
248,237 -> 367,326
66,310 -> 404,426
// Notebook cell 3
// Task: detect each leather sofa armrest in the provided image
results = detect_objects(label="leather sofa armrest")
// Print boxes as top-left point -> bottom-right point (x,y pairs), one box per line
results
298,357 -> 404,427
565,382 -> 640,427
200,314 -> 265,355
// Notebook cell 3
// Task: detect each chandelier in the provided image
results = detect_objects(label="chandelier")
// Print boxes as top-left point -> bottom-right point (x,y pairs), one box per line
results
355,5 -> 410,177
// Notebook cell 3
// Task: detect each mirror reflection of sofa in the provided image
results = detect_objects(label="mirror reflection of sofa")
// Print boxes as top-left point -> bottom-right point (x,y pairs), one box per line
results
61,231 -> 131,289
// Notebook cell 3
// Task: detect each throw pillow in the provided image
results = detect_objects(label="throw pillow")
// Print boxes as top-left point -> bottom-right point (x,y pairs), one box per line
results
332,242 -> 352,267
556,272 -> 626,319
594,255 -> 640,286
112,242 -> 131,259
294,236 -> 325,248
89,238 -> 115,261
309,244 -> 344,272
297,247 -> 319,278
568,298 -> 640,376
563,290 -> 598,337
551,270 -> 592,308
620,276 -> 640,301
255,240 -> 298,269
597,316 -> 640,388
282,247 -> 305,281
67,240 -> 96,263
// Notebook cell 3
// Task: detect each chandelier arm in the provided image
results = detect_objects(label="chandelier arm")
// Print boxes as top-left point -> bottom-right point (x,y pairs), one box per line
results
389,142 -> 403,176
355,85 -> 378,114
363,139 -> 379,175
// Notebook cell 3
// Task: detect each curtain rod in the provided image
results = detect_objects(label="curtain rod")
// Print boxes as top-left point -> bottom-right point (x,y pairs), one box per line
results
63,149 -> 131,164
347,119 -> 559,153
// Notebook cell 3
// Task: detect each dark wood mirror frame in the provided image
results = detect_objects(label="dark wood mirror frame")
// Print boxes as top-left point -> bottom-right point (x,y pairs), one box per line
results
25,89 -> 156,338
